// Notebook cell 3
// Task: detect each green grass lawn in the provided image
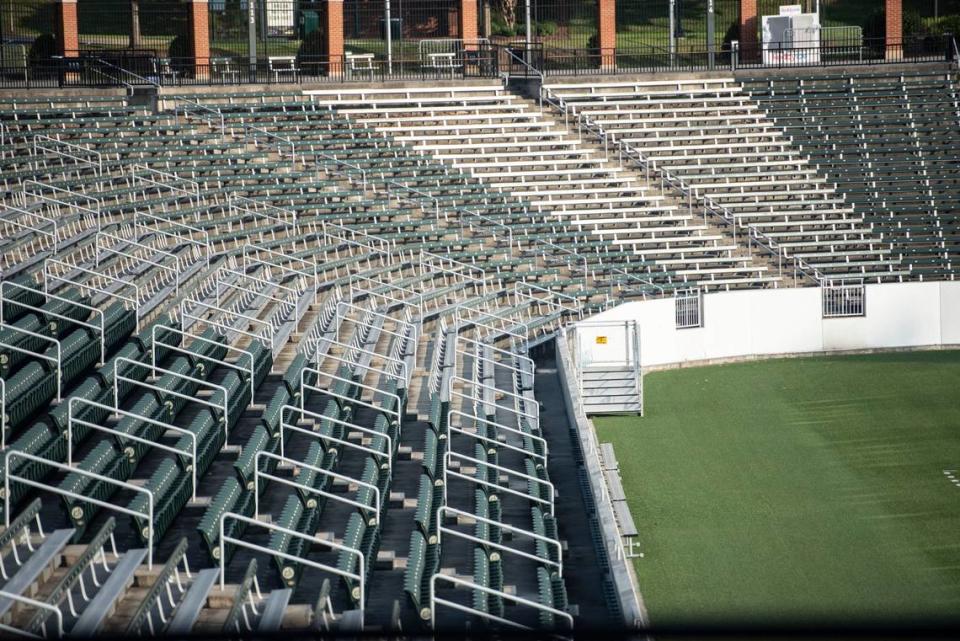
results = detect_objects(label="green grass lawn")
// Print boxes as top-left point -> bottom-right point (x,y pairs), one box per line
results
594,350 -> 960,626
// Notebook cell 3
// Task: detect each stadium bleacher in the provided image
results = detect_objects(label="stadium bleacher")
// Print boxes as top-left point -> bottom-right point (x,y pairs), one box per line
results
741,70 -> 960,280
0,54 -> 956,634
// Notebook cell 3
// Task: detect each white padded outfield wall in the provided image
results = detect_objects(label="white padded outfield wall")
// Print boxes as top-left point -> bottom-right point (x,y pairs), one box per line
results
576,282 -> 960,369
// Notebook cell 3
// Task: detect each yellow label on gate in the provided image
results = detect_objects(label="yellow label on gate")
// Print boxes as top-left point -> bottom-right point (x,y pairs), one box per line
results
596,336 -> 607,344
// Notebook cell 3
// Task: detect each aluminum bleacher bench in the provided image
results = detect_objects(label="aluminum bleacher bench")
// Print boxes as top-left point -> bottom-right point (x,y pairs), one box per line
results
0,529 -> 74,619
346,53 -> 375,80
167,568 -> 221,635
71,548 -> 148,636
426,52 -> 460,77
599,442 -> 619,472
211,57 -> 241,83
268,56 -> 299,83
258,589 -> 293,631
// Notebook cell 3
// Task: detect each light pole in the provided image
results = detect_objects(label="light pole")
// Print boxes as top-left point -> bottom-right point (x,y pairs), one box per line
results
524,0 -> 532,64
668,0 -> 675,65
707,0 -> 714,68
385,0 -> 393,74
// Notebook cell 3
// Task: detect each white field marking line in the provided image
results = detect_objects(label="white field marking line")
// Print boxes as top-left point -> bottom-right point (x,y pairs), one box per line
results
796,395 -> 899,405
860,511 -> 943,520
942,469 -> 960,489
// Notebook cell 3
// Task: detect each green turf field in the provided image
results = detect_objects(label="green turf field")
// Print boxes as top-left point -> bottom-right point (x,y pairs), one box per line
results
594,350 -> 960,626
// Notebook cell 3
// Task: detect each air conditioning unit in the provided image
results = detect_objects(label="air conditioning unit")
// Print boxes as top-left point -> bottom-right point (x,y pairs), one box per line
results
762,5 -> 821,65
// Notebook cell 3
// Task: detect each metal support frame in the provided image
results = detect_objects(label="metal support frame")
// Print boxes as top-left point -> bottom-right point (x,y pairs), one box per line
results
218,512 -> 365,627
348,274 -> 425,321
33,134 -> 103,176
4,450 -> 156,569
67,397 -> 198,501
20,180 -> 102,232
454,305 -> 529,348
128,164 -> 200,199
0,590 -> 65,638
242,125 -> 298,167
335,301 -> 418,349
322,221 -> 394,263
216,267 -> 302,326
0,324 -> 62,430
456,334 -> 534,375
0,281 -> 105,365
450,384 -> 540,428
133,212 -> 212,266
451,375 -> 539,422
175,100 -> 225,137
228,195 -> 296,229
280,404 -> 393,479
513,281 -> 583,322
311,345 -> 407,392
419,250 -> 492,299
0,204 -> 58,252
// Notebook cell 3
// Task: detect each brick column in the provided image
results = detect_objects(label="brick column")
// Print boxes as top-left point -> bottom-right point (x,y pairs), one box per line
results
885,0 -> 902,61
597,0 -> 615,70
324,0 -> 344,76
57,0 -> 79,58
187,0 -> 210,74
738,0 -> 758,63
459,0 -> 478,50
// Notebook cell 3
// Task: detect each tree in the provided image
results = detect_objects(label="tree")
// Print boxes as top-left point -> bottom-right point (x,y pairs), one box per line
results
496,0 -> 518,32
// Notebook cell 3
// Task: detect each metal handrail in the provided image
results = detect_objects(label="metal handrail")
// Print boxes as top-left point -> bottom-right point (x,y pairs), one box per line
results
280,405 -> 393,478
447,408 -> 548,462
218,512 -> 366,627
0,590 -> 64,638
113,357 -> 230,439
429,574 -> 573,631
151,325 -> 256,403
4,450 -> 156,568
442,449 -> 554,511
67,397 -> 198,501
437,505 -> 562,575
253,451 -> 380,524
300,368 -> 402,428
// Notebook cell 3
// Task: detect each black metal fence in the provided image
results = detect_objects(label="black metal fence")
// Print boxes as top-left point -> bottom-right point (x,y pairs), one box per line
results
1,0 -> 57,46
0,0 -> 957,90
0,46 -> 501,88
531,34 -> 958,75
77,0 -> 188,53
2,33 -> 956,88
